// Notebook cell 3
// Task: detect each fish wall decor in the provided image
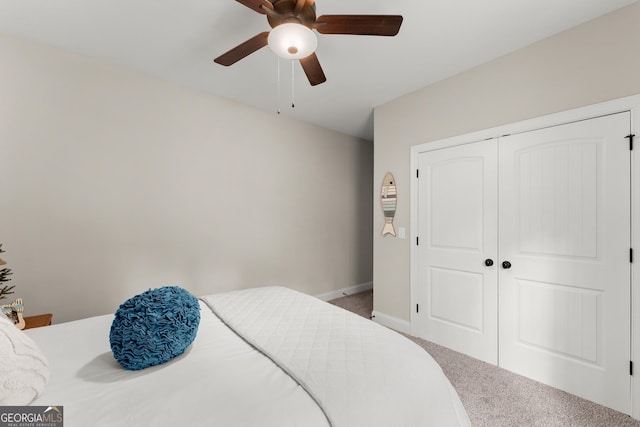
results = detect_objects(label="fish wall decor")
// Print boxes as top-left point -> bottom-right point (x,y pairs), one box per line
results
381,172 -> 397,237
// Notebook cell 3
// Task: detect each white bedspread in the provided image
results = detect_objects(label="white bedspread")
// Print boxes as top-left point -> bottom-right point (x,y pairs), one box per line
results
26,300 -> 329,427
203,286 -> 470,427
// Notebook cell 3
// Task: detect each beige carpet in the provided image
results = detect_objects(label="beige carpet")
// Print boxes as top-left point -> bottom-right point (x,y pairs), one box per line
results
329,290 -> 640,427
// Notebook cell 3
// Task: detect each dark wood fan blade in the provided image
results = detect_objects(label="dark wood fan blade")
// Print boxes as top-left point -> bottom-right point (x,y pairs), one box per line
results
299,52 -> 326,86
315,15 -> 403,36
235,0 -> 274,15
214,32 -> 270,66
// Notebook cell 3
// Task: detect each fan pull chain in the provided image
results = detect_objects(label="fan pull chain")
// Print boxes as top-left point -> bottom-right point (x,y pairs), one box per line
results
275,58 -> 297,113
277,57 -> 281,115
291,59 -> 295,108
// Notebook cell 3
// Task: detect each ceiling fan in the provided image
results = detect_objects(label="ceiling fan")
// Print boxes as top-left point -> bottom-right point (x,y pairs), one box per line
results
214,0 -> 403,86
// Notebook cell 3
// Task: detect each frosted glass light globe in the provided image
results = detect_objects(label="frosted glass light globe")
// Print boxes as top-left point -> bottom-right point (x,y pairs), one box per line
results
268,23 -> 317,59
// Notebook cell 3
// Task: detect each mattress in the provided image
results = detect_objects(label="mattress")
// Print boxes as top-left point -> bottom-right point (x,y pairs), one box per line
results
25,286 -> 470,426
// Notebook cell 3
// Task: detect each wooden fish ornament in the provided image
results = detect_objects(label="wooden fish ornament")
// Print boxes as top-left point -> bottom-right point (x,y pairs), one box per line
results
381,172 -> 397,237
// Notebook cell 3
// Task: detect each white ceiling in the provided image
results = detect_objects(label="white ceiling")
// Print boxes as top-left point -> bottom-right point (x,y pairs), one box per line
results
0,0 -> 636,141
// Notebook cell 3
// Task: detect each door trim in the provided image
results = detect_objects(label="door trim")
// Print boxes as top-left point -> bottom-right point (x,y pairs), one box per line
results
410,93 -> 640,419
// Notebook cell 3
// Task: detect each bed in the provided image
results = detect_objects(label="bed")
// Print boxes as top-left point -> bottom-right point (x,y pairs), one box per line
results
17,286 -> 470,426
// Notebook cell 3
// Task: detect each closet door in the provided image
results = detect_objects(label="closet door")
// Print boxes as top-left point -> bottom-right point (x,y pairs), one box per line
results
498,113 -> 631,414
417,139 -> 499,364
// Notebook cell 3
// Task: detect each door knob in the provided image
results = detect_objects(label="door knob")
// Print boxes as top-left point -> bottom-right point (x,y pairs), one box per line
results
484,259 -> 494,267
502,261 -> 512,269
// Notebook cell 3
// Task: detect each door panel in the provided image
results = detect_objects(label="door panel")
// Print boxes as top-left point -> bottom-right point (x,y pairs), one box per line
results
499,113 -> 631,414
430,267 -> 484,331
516,140 -> 598,257
417,140 -> 498,364
516,279 -> 600,363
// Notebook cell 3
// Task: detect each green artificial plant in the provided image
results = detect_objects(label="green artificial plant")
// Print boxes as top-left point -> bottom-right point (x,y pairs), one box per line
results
0,244 -> 15,301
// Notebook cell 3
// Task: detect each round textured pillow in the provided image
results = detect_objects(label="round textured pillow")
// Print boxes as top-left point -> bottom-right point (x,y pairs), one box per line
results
109,286 -> 201,370
0,313 -> 49,404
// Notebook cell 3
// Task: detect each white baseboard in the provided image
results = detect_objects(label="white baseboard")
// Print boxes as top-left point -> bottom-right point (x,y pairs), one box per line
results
315,281 -> 373,302
371,310 -> 411,335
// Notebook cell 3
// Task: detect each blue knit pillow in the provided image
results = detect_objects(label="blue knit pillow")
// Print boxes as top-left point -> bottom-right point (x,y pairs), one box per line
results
109,286 -> 201,370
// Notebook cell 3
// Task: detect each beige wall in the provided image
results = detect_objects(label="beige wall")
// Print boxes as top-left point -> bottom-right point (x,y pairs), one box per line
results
373,1 -> 640,321
0,33 -> 373,322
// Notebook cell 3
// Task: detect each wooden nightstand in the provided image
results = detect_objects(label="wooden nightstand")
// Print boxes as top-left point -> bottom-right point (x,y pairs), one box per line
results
23,313 -> 53,330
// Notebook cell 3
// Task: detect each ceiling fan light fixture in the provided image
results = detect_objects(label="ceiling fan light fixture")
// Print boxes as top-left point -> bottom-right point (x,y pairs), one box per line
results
268,23 -> 317,59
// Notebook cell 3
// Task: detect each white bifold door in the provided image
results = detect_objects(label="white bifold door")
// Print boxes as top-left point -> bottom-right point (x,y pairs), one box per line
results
416,112 -> 631,413
416,139 -> 499,364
